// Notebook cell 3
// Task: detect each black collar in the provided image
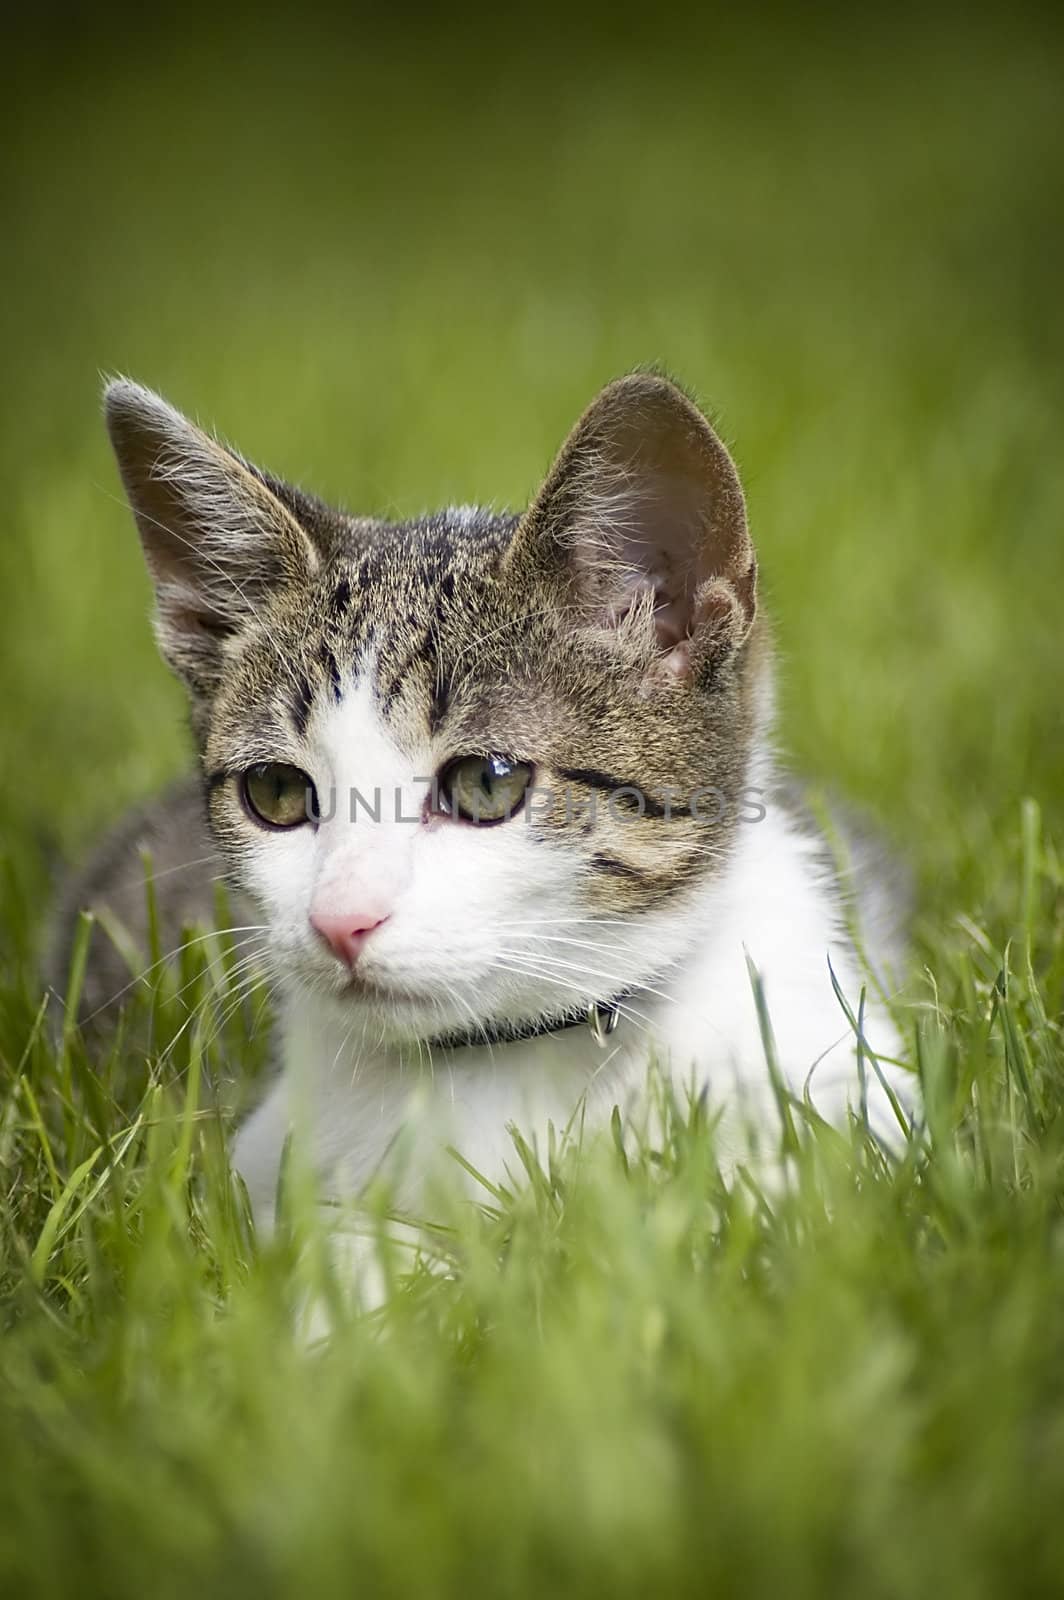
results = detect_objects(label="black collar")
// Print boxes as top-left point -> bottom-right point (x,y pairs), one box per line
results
426,996 -> 625,1054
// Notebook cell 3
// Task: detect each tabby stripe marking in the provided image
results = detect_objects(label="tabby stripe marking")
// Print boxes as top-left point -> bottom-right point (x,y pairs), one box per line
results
590,854 -> 644,879
319,642 -> 343,703
291,673 -> 314,739
557,766 -> 685,819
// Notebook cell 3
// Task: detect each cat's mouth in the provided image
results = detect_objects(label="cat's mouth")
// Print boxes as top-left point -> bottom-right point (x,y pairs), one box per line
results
294,941 -> 444,1012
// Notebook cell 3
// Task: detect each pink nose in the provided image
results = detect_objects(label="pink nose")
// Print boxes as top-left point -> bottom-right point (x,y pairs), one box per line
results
310,910 -> 389,969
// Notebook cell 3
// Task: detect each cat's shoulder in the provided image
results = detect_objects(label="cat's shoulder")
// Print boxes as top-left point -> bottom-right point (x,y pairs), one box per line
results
45,775 -> 239,1026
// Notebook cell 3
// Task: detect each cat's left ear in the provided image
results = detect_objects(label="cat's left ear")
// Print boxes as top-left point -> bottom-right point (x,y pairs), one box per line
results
507,373 -> 756,680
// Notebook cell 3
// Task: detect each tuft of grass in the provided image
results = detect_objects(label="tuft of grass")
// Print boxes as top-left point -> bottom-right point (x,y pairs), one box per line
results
2,817 -> 1064,1598
3,8 -> 1064,1595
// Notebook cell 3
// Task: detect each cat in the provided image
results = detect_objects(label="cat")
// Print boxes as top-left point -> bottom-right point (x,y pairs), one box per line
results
52,372 -> 912,1240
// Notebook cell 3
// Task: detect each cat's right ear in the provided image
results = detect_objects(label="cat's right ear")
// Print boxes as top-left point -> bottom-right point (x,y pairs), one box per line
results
104,379 -> 319,697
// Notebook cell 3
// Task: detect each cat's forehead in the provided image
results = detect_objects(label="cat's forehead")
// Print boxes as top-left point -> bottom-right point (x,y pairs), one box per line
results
345,505 -> 515,570
331,506 -> 515,617
216,505 -> 557,751
322,506 -> 535,677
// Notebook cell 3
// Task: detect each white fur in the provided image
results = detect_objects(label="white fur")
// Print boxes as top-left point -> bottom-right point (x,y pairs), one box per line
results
232,674 -> 912,1234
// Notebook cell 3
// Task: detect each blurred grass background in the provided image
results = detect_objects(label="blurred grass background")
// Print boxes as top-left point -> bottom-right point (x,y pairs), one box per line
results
2,6 -> 1064,1596
2,6 -> 1062,906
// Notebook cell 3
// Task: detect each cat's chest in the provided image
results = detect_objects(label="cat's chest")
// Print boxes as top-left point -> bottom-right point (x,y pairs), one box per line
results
279,1005 -> 646,1205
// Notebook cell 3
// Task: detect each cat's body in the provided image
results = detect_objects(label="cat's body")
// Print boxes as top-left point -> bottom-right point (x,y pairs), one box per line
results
53,374 -> 912,1234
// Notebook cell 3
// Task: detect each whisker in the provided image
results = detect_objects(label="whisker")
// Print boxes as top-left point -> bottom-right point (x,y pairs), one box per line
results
72,924 -> 271,1025
103,853 -> 226,896
496,946 -> 678,1012
486,956 -> 658,1038
153,949 -> 276,1071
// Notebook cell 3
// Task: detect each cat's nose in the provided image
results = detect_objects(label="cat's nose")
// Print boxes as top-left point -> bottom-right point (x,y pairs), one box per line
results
310,909 -> 389,969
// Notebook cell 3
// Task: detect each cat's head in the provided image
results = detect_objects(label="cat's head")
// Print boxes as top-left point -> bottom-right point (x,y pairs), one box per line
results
105,374 -> 766,1040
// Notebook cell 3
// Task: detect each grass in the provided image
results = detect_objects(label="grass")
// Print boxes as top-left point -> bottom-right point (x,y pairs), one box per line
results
3,8 -> 1064,1595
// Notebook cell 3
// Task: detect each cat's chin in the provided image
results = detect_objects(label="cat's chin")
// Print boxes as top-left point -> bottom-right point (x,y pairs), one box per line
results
290,966 -> 566,1049
300,968 -> 473,1039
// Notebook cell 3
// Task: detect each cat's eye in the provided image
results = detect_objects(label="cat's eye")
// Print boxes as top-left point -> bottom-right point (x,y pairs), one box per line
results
240,763 -> 316,830
439,754 -> 533,825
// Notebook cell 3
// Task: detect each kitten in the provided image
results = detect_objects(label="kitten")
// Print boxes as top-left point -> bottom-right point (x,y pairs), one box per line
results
55,373 -> 911,1233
